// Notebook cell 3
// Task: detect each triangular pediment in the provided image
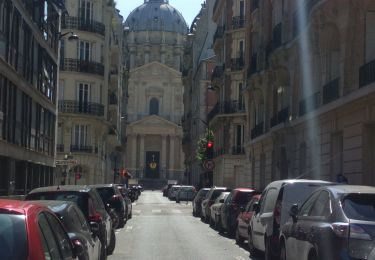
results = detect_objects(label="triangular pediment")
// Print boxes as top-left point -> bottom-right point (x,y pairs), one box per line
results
130,61 -> 181,79
128,115 -> 180,130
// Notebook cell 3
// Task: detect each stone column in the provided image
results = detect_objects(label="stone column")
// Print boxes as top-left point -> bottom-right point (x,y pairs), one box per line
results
139,135 -> 145,179
131,135 -> 137,170
161,134 -> 167,179
169,135 -> 175,178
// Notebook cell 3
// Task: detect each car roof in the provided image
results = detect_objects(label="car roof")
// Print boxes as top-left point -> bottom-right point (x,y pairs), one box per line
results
325,185 -> 375,195
90,184 -> 116,188
233,188 -> 255,192
0,199 -> 47,215
268,179 -> 332,188
28,185 -> 91,194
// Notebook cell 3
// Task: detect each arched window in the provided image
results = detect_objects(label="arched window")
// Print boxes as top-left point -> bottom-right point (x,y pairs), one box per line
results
149,98 -> 159,115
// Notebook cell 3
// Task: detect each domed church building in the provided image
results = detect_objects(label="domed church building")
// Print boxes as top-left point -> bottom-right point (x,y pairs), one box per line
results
124,0 -> 187,188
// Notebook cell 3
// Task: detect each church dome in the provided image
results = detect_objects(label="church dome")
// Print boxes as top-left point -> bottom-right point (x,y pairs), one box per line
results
125,0 -> 188,35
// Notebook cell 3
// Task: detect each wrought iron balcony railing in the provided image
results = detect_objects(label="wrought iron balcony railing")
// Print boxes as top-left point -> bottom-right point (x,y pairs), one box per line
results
251,122 -> 264,139
323,78 -> 340,104
207,101 -> 246,122
70,145 -> 93,153
359,59 -> 375,88
270,107 -> 290,128
299,92 -> 320,116
58,100 -> 104,117
232,146 -> 245,155
230,57 -> 245,71
60,58 -> 104,76
62,16 -> 105,36
232,16 -> 245,30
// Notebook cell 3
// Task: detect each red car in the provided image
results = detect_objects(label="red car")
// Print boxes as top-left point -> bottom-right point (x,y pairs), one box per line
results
0,199 -> 84,260
235,194 -> 261,244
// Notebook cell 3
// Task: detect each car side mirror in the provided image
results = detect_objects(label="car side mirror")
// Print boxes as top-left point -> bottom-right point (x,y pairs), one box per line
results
289,204 -> 299,222
219,199 -> 224,203
90,222 -> 100,237
240,206 -> 245,212
252,202 -> 260,213
72,239 -> 85,258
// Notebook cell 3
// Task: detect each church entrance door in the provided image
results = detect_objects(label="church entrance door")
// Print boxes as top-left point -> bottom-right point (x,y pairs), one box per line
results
145,151 -> 160,179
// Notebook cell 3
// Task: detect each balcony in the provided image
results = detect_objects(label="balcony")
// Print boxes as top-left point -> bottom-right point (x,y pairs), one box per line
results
270,107 -> 290,128
272,23 -> 282,50
212,65 -> 225,80
60,58 -> 104,76
323,78 -> 340,104
62,16 -> 105,36
58,100 -> 104,117
207,101 -> 246,122
232,146 -> 245,155
251,122 -> 264,139
230,57 -> 244,71
251,0 -> 260,12
70,145 -> 94,153
232,16 -> 245,30
56,144 -> 64,152
359,59 -> 375,88
299,92 -> 320,116
213,26 -> 225,44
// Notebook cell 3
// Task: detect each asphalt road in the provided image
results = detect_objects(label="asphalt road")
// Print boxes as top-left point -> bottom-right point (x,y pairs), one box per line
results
109,190 -> 260,260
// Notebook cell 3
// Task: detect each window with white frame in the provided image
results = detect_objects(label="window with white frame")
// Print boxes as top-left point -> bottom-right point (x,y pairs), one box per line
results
76,83 -> 91,104
79,0 -> 93,22
79,41 -> 92,61
234,124 -> 244,148
72,125 -> 90,147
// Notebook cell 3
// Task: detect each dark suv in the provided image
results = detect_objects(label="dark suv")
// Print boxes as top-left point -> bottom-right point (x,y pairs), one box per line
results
91,184 -> 127,228
25,185 -> 116,256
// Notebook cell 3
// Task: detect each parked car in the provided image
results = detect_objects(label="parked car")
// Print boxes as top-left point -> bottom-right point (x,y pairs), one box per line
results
91,184 -> 127,228
235,194 -> 261,245
220,188 -> 259,236
176,186 -> 196,202
202,187 -> 231,223
35,200 -> 103,260
25,185 -> 116,256
162,184 -> 173,197
115,184 -> 133,220
249,179 -> 332,259
209,191 -> 230,229
192,188 -> 210,217
168,185 -> 182,200
280,185 -> 375,260
0,199 -> 84,260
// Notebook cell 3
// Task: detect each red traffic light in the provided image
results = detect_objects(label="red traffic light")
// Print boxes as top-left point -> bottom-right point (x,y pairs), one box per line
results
207,141 -> 214,149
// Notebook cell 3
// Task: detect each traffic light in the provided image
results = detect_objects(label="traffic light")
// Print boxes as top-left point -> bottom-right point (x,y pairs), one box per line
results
206,141 -> 214,159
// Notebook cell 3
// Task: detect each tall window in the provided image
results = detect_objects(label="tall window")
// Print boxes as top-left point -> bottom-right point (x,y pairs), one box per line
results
79,0 -> 93,23
79,41 -> 91,61
149,98 -> 159,115
72,125 -> 90,147
77,83 -> 91,112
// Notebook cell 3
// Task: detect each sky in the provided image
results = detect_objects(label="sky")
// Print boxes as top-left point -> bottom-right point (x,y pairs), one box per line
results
117,0 -> 204,27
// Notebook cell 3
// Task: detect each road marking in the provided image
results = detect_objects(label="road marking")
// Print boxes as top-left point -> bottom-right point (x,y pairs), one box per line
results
234,256 -> 246,260
133,210 -> 141,214
132,203 -> 137,206
152,209 -> 161,213
172,209 -> 182,214
126,226 -> 133,230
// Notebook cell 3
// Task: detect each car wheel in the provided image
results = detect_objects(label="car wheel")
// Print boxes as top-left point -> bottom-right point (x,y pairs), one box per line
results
106,229 -> 116,255
248,230 -> 258,257
99,239 -> 107,260
128,210 -> 132,219
235,227 -> 244,245
214,215 -> 219,230
309,250 -> 317,260
118,217 -> 125,229
280,242 -> 286,260
264,237 -> 274,260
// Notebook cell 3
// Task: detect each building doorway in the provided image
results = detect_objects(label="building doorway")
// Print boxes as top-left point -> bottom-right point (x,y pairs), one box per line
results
145,151 -> 160,179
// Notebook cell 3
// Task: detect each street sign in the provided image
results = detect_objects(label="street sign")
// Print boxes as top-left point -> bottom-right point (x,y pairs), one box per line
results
56,159 -> 78,166
203,159 -> 215,171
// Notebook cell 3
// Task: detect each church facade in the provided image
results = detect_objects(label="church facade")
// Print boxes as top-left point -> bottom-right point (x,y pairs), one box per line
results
124,0 -> 187,187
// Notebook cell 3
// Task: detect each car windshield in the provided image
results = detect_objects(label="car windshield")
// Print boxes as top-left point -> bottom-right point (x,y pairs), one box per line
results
233,192 -> 254,205
342,194 -> 375,221
96,187 -> 115,202
212,190 -> 224,200
26,192 -> 87,215
198,190 -> 209,198
0,213 -> 28,260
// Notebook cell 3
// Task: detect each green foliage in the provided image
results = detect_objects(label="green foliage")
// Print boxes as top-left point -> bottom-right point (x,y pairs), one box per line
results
196,129 -> 214,162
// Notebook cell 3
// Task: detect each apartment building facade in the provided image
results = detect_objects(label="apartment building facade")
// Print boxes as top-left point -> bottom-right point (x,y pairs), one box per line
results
209,0 -> 250,188
57,0 -> 125,185
245,0 -> 375,189
182,1 -> 217,187
0,0 -> 60,195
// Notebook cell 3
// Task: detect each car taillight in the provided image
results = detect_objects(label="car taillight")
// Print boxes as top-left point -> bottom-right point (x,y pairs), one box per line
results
72,239 -> 83,247
111,195 -> 122,201
89,213 -> 102,222
350,224 -> 372,240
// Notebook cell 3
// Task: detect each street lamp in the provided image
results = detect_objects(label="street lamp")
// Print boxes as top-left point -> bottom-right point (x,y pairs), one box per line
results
59,31 -> 79,41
